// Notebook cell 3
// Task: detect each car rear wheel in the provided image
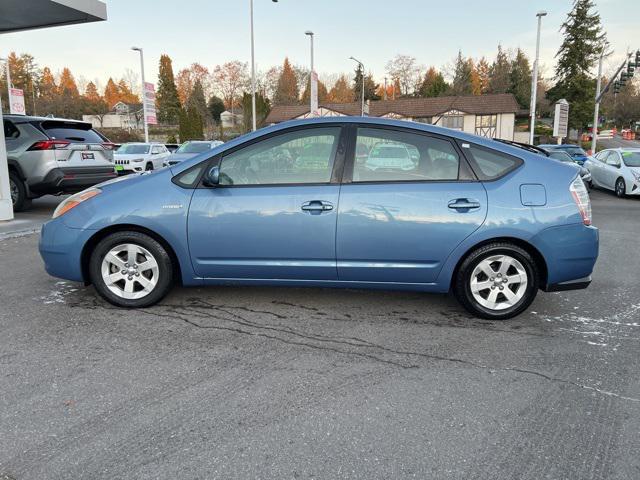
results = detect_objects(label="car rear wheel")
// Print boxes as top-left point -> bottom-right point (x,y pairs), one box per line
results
615,177 -> 626,198
89,231 -> 173,307
9,171 -> 31,212
454,243 -> 539,320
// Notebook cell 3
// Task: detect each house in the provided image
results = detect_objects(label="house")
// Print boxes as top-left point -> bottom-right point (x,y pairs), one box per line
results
83,101 -> 143,130
264,93 -> 521,141
220,110 -> 244,129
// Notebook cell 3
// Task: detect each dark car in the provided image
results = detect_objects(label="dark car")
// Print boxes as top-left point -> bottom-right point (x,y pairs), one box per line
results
538,144 -> 590,165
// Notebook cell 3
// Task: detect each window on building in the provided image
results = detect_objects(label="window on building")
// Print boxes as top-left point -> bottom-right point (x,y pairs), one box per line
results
442,114 -> 464,130
475,114 -> 498,138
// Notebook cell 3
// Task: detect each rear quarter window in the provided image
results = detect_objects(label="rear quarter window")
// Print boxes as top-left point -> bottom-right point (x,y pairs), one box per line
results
461,143 -> 522,180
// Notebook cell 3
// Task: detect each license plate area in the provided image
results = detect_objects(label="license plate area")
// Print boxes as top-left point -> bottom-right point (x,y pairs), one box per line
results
81,152 -> 95,160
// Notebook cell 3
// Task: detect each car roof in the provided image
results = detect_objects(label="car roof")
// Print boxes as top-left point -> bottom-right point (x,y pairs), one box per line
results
538,144 -> 583,150
4,114 -> 92,126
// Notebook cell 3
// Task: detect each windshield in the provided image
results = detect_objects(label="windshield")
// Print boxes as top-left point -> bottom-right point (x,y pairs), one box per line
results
549,151 -> 574,163
621,151 -> 640,167
562,146 -> 586,156
176,142 -> 212,154
117,144 -> 149,154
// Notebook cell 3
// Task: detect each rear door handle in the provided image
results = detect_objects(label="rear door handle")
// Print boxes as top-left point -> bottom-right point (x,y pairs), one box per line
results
301,200 -> 334,213
448,199 -> 481,210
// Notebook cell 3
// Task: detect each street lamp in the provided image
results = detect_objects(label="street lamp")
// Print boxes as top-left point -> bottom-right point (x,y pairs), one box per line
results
349,56 -> 365,116
305,30 -> 315,116
529,10 -> 547,145
131,46 -> 149,143
250,0 -> 279,132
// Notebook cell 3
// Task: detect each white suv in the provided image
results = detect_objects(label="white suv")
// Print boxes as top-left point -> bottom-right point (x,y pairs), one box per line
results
113,143 -> 171,174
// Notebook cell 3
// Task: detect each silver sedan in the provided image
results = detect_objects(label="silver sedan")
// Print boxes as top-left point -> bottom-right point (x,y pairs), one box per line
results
584,148 -> 640,197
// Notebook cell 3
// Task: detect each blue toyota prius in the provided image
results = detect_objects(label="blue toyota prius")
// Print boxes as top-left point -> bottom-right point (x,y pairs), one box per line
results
39,117 -> 599,319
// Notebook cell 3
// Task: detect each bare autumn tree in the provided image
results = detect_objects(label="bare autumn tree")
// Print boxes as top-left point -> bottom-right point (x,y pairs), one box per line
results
176,63 -> 211,104
386,54 -> 421,97
212,60 -> 249,114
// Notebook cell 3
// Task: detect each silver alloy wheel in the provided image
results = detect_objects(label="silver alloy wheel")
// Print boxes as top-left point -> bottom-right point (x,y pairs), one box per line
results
616,179 -> 625,197
101,243 -> 159,300
470,254 -> 528,311
9,177 -> 19,206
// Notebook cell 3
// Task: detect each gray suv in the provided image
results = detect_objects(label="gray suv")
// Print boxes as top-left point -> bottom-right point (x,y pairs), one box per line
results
4,115 -> 117,211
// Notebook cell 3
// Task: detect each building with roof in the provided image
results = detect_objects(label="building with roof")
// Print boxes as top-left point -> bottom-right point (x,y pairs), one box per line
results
83,101 -> 143,130
264,93 -> 522,141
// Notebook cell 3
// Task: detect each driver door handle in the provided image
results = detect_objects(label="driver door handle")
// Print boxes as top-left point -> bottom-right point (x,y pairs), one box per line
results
301,200 -> 334,213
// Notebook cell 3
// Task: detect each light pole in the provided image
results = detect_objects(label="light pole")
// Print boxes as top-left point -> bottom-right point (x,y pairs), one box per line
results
349,56 -> 365,116
529,10 -> 547,145
131,46 -> 149,143
250,0 -> 279,132
305,30 -> 315,116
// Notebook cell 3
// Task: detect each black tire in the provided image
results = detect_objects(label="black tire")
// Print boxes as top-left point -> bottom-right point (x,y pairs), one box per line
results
145,163 -> 153,171
89,231 -> 173,308
615,177 -> 626,198
9,171 -> 31,212
453,242 -> 539,320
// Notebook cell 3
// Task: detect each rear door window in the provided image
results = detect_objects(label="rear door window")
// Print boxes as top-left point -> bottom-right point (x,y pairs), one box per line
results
39,121 -> 105,144
3,120 -> 19,139
461,143 -> 522,180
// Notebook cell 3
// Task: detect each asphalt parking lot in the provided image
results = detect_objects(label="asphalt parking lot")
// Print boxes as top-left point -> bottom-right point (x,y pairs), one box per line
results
1,189 -> 639,480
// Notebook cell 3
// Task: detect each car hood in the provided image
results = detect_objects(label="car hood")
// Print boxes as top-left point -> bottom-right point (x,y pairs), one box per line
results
168,153 -> 199,162
114,153 -> 149,160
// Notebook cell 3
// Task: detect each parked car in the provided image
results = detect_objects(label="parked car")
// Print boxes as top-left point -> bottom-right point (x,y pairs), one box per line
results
539,148 -> 592,188
113,143 -> 171,174
166,140 -> 223,166
538,144 -> 590,165
4,115 -> 117,212
39,117 -> 598,320
364,142 -> 415,171
165,143 -> 180,153
584,148 -> 640,197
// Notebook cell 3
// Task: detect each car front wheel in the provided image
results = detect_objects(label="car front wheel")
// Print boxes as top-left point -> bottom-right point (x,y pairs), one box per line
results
615,178 -> 626,198
454,243 -> 539,320
89,231 -> 173,307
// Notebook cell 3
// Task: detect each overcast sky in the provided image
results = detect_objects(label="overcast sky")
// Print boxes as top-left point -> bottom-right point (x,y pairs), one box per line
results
3,0 -> 635,91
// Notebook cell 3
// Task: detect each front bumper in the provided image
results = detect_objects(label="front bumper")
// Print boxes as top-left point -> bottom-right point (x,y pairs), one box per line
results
29,167 -> 117,196
39,219 -> 95,282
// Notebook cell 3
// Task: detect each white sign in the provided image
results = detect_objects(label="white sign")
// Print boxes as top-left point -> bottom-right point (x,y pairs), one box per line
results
143,82 -> 157,125
9,88 -> 25,115
553,99 -> 569,138
310,71 -> 319,116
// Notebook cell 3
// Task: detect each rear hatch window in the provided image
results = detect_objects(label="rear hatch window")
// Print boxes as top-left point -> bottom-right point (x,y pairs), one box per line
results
40,121 -> 106,143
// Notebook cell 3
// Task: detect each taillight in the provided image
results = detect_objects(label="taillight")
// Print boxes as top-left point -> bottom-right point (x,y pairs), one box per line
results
101,142 -> 117,150
569,176 -> 592,225
27,140 -> 70,150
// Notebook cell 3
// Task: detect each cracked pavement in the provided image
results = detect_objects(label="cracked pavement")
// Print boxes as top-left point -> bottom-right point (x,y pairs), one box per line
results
1,189 -> 639,479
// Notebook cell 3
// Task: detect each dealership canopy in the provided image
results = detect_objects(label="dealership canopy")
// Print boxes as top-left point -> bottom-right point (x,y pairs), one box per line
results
0,0 -> 107,221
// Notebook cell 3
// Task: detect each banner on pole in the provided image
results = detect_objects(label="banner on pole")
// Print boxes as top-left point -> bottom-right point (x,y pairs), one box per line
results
310,71 -> 319,117
552,99 -> 569,139
9,88 -> 25,115
143,82 -> 157,125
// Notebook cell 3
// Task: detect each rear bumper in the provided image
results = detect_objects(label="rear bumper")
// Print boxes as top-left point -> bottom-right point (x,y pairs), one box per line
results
530,223 -> 599,291
29,167 -> 117,195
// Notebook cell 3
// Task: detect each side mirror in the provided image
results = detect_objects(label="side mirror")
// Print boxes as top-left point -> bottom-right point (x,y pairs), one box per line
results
203,166 -> 220,187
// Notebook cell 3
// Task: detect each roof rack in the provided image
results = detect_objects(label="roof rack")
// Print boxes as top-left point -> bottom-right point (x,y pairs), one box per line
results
493,138 -> 549,156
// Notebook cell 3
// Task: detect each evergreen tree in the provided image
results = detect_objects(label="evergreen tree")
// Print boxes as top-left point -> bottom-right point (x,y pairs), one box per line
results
418,67 -> 448,97
475,57 -> 490,94
103,78 -> 119,108
242,91 -> 270,132
156,54 -> 182,124
488,45 -> 512,93
547,0 -> 606,129
353,66 -> 380,102
326,75 -> 353,103
301,77 -> 328,104
273,58 -> 299,105
187,79 -> 209,124
509,48 -> 532,108
207,95 -> 226,124
451,51 -> 473,95
178,106 -> 204,142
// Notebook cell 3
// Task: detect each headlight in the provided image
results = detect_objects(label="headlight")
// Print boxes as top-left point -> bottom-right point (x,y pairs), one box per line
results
53,188 -> 101,219
132,158 -> 145,162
